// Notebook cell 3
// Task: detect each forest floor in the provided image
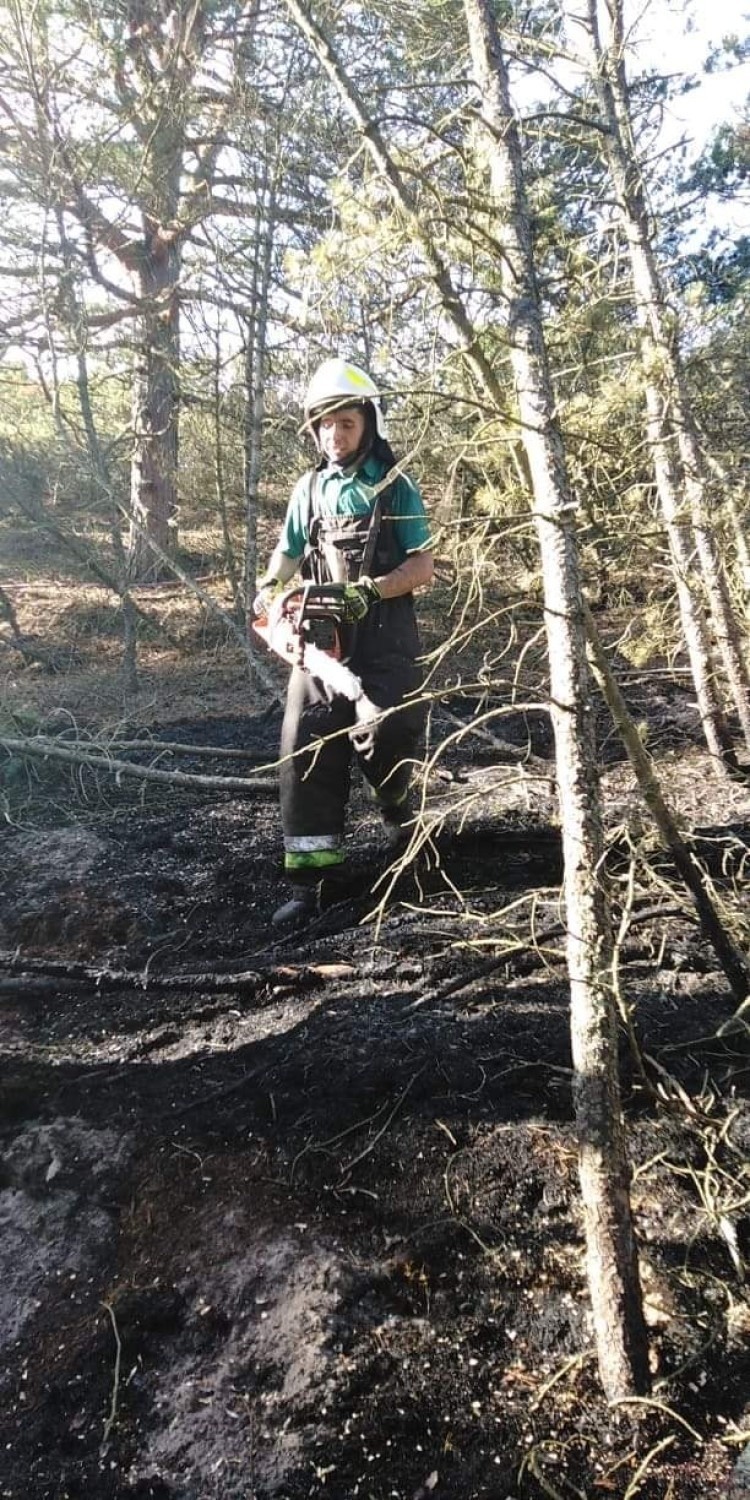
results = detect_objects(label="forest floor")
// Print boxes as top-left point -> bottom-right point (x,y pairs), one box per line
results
2,585 -> 750,1500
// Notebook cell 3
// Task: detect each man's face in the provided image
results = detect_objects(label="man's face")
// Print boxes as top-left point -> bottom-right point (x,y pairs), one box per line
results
317,405 -> 366,465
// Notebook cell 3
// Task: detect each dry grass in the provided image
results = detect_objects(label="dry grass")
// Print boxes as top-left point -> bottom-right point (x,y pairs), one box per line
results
1,578 -> 270,729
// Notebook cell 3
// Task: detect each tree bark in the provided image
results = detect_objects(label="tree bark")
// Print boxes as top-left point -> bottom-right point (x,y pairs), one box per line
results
461,0 -> 650,1401
243,175 -> 276,628
128,228 -> 181,579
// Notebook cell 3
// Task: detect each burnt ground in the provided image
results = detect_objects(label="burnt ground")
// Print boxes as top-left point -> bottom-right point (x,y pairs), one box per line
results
2,691 -> 750,1500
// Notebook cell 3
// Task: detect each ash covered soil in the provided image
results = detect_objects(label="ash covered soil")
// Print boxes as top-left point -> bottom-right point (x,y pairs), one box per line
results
2,697 -> 750,1500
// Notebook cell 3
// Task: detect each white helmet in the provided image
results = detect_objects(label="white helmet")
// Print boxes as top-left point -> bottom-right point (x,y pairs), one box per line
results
303,357 -> 388,440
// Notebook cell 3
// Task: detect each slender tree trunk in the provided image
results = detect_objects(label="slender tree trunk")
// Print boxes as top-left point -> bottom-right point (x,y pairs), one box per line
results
642,377 -> 736,768
53,206 -> 139,696
727,492 -> 750,602
585,0 -> 750,765
283,0 -> 650,1401
462,0 -> 649,1402
212,318 -> 242,617
129,227 -> 181,580
243,177 -> 276,629
678,425 -> 750,749
72,345 -> 139,699
281,0 -> 510,416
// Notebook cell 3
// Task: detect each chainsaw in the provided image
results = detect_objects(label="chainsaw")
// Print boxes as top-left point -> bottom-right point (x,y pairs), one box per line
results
252,583 -> 363,700
253,582 -> 384,754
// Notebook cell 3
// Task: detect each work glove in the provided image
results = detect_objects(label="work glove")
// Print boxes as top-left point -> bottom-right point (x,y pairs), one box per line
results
340,576 -> 381,624
252,578 -> 283,618
349,692 -> 381,760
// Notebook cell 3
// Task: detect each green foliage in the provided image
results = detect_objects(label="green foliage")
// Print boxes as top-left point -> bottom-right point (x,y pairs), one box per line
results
686,117 -> 750,198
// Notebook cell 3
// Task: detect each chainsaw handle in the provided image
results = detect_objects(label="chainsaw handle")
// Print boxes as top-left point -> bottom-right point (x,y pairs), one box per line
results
279,582 -> 346,611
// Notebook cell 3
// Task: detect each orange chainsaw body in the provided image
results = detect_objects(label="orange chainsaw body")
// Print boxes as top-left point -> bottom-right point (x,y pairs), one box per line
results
252,583 -> 345,667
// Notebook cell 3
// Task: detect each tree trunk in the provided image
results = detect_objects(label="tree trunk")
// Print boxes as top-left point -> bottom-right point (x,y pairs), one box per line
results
212,318 -> 242,618
243,178 -> 276,629
53,204 -> 139,697
678,423 -> 750,750
585,0 -> 749,766
283,0 -> 650,1402
642,376 -> 736,768
462,0 -> 649,1401
128,228 -> 181,580
727,491 -> 750,603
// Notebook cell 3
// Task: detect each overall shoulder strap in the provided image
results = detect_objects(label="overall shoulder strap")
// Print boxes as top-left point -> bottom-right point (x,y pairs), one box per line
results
359,495 -> 384,578
303,469 -> 320,540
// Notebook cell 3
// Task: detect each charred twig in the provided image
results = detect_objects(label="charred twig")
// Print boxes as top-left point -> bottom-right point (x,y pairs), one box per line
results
167,1063 -> 270,1118
409,921 -> 564,1008
101,1302 -> 122,1447
622,1437 -> 677,1499
290,1066 -> 426,1184
338,1065 -> 426,1180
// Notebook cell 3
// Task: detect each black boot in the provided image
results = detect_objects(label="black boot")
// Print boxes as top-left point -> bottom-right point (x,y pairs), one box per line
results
271,882 -> 321,929
379,795 -> 413,850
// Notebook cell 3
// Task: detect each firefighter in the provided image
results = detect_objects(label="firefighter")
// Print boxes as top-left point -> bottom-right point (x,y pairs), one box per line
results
255,357 -> 434,927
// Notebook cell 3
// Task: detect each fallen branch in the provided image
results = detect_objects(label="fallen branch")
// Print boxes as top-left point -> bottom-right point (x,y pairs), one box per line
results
410,899 -> 697,1010
410,922 -> 564,1008
0,952 -> 352,997
0,632 -> 73,672
97,738 -> 276,762
0,734 -> 277,794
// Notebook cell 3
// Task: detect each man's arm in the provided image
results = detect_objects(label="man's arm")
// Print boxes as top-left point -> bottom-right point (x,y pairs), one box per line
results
259,547 -> 300,589
371,549 -> 434,600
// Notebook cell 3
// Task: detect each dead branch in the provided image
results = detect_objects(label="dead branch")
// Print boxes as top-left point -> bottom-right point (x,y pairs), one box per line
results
0,734 -> 277,794
0,952 -> 352,997
117,499 -> 283,703
2,490 -> 182,649
440,704 -> 552,776
98,738 -> 276,762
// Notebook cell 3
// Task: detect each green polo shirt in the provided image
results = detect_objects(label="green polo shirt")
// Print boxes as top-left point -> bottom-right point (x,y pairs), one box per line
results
278,455 -> 432,565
